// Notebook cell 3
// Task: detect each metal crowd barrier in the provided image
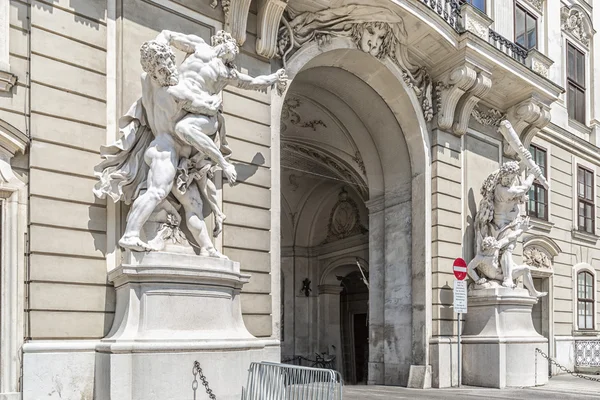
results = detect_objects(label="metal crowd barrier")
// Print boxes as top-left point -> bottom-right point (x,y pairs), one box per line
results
241,361 -> 343,400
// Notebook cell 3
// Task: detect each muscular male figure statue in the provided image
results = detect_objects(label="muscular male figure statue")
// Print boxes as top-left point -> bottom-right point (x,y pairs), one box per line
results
118,30 -> 286,255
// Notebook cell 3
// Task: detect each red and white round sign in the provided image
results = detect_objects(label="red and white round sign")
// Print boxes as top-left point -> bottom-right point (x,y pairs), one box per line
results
453,258 -> 467,281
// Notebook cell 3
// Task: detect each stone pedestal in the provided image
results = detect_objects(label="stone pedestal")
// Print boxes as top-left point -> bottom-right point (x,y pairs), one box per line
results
461,287 -> 548,388
95,251 -> 277,400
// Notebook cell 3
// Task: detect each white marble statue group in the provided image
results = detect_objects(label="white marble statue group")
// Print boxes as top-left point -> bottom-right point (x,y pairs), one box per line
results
467,121 -> 547,298
94,30 -> 286,258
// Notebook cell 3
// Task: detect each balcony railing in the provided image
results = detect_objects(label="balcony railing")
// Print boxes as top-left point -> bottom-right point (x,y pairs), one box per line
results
489,29 -> 528,65
420,1 -> 529,66
420,0 -> 462,31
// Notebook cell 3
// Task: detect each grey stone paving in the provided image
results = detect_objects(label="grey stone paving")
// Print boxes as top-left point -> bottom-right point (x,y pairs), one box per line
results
343,375 -> 600,399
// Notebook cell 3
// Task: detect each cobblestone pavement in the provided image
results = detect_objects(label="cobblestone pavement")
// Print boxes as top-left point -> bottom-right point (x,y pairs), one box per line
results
343,375 -> 600,399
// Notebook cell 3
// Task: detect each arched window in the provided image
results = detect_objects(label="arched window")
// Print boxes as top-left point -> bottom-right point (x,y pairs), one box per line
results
578,271 -> 594,330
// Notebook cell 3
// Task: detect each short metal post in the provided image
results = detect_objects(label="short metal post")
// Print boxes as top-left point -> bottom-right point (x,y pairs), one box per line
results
457,313 -> 461,388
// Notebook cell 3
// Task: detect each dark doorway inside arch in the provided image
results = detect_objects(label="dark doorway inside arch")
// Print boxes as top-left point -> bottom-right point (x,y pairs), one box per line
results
340,271 -> 369,384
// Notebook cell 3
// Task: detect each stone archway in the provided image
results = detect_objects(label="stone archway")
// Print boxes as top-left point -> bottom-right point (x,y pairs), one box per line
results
274,37 -> 432,387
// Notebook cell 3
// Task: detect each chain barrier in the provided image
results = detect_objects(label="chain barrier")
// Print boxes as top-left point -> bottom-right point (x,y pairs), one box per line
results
535,348 -> 600,383
192,361 -> 217,399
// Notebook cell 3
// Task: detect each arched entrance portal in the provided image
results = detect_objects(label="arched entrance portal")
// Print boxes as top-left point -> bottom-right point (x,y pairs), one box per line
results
276,40 -> 432,387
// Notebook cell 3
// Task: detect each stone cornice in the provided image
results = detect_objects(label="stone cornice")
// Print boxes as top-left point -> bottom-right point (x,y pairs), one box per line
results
318,284 -> 343,295
537,124 -> 600,165
0,70 -> 17,93
0,119 -> 27,161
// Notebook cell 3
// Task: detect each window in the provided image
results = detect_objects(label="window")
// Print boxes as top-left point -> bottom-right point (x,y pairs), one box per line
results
462,0 -> 485,13
577,166 -> 595,234
515,4 -> 537,50
527,145 -> 547,220
567,43 -> 586,124
578,271 -> 594,330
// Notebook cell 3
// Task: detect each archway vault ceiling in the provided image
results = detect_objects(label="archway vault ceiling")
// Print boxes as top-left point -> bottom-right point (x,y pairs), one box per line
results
281,139 -> 368,200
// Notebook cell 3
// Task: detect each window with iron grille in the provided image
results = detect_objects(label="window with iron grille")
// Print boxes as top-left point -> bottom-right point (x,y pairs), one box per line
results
515,3 -> 537,50
577,166 -> 595,234
578,271 -> 594,330
567,42 -> 586,124
527,144 -> 547,220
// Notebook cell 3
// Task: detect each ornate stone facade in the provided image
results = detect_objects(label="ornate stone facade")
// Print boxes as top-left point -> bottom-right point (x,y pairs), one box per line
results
523,246 -> 552,269
561,5 -> 591,47
277,5 -> 433,121
471,106 -> 504,126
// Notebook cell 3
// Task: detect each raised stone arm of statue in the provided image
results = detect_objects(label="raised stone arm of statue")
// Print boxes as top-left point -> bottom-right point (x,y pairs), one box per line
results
467,120 -> 548,298
94,30 -> 287,257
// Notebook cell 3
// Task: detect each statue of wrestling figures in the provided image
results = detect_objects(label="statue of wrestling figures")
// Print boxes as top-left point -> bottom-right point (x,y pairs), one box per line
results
467,121 -> 548,298
94,30 -> 287,257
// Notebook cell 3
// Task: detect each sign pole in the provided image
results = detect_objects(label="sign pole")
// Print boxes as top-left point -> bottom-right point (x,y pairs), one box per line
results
457,312 -> 461,387
452,257 -> 467,389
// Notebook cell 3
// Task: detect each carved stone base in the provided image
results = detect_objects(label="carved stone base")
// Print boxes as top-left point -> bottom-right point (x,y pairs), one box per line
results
94,251 -> 277,400
461,287 -> 548,388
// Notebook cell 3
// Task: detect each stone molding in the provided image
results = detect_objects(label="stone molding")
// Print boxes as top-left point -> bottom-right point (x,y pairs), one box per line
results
529,218 -> 554,233
560,5 -> 593,48
0,70 -> 17,93
0,120 -> 28,160
436,62 -> 492,136
0,158 -> 27,399
571,229 -> 599,245
365,195 -> 385,214
256,0 -> 288,58
318,284 -> 343,295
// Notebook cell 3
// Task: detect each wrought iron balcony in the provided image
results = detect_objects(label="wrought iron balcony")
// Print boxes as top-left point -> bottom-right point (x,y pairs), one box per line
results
420,0 -> 462,31
488,29 -> 528,65
420,0 -> 529,66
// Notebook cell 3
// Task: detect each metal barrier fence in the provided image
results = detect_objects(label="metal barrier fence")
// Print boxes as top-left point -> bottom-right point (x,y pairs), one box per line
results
242,362 -> 343,400
282,354 -> 336,370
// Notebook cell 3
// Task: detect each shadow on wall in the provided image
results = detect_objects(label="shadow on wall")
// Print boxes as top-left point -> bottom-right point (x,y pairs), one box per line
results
438,283 -> 454,335
89,201 -> 108,258
103,291 -> 116,335
232,152 -> 265,182
463,188 -> 478,263
16,0 -> 106,30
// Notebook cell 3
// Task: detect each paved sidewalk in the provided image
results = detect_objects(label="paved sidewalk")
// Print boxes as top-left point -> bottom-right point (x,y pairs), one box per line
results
343,375 -> 600,399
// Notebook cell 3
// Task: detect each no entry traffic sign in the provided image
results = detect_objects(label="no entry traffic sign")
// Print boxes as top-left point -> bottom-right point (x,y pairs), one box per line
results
453,257 -> 467,280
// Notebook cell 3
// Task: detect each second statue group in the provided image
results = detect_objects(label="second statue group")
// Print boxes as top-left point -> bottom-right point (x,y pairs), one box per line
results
93,30 -> 287,258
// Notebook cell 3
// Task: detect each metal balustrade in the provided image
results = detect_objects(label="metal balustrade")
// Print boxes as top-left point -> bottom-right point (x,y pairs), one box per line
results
420,1 -> 529,66
576,340 -> 600,367
420,0 -> 462,31
488,28 -> 528,65
242,362 -> 343,400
